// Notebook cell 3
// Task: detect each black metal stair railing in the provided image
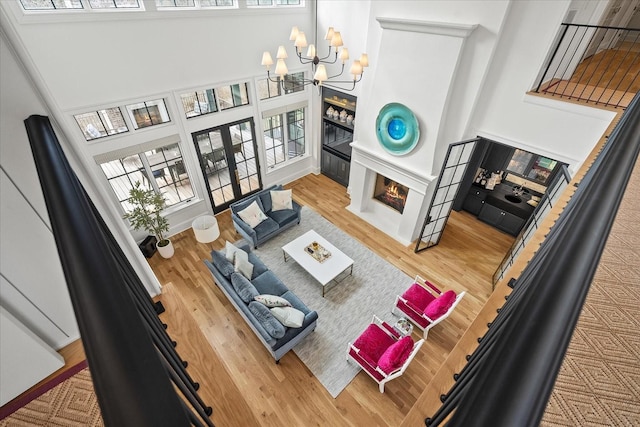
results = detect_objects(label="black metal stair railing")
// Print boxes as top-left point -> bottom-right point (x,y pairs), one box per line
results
535,23 -> 640,108
24,115 -> 214,427
426,93 -> 640,426
492,165 -> 571,287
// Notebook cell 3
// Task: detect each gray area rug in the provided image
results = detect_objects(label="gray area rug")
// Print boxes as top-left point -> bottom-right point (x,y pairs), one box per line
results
253,206 -> 413,398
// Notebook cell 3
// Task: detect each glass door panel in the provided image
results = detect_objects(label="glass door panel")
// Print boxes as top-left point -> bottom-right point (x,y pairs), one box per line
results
415,138 -> 479,252
193,119 -> 262,213
229,121 -> 260,197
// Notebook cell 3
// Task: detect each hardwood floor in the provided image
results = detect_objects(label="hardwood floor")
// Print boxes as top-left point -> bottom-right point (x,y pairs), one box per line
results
146,173 -> 514,426
28,173 -> 513,426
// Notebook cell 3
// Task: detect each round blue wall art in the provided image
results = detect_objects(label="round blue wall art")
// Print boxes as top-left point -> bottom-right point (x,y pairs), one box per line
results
375,102 -> 420,155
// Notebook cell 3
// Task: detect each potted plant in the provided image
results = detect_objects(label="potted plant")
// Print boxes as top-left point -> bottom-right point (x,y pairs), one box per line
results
123,181 -> 174,259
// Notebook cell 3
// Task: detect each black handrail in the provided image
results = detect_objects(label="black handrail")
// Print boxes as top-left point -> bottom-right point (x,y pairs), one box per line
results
535,23 -> 640,108
24,115 -> 191,427
438,94 -> 640,425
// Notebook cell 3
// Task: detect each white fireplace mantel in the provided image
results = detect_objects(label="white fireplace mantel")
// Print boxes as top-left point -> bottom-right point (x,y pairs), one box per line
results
347,142 -> 436,246
349,142 -> 435,191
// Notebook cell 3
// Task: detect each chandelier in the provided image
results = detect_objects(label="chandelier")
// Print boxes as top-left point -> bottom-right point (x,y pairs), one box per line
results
261,23 -> 369,92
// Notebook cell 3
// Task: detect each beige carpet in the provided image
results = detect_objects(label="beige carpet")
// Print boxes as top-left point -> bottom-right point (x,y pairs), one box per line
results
0,368 -> 103,426
541,156 -> 640,425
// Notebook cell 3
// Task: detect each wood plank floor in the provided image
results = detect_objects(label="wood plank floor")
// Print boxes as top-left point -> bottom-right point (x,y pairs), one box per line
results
146,173 -> 514,426
22,173 -> 514,425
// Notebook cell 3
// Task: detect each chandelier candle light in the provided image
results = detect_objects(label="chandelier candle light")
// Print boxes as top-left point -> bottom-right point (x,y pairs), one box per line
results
261,25 -> 368,91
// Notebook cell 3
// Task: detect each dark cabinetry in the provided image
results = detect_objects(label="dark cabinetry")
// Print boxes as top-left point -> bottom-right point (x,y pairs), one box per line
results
321,88 -> 355,187
478,203 -> 526,236
321,150 -> 350,187
481,143 -> 513,173
462,186 -> 490,216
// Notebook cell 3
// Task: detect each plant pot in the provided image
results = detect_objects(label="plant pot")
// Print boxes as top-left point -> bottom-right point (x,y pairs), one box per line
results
156,239 -> 174,259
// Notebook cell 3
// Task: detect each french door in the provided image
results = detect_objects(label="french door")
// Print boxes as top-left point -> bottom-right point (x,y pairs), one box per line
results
415,138 -> 479,252
192,118 -> 262,213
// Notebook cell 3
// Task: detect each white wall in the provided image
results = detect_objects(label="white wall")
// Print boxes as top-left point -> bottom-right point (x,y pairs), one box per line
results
0,34 -> 80,350
0,3 -> 317,241
353,0 -> 512,175
0,18 -> 163,356
0,308 -> 64,406
470,0 -> 616,172
5,7 -> 311,110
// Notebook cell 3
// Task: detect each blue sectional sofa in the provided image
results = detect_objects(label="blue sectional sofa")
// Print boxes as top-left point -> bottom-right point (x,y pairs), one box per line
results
229,184 -> 301,248
204,242 -> 318,363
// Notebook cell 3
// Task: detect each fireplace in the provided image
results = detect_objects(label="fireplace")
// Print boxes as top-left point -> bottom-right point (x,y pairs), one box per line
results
373,174 -> 409,214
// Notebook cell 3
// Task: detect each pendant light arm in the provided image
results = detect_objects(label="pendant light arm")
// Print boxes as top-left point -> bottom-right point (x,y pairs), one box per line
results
295,48 -> 319,65
318,72 -> 364,92
316,46 -> 338,63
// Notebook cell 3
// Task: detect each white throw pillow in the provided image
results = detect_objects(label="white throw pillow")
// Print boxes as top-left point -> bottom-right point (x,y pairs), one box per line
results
225,241 -> 241,262
270,189 -> 293,211
234,249 -> 254,280
270,306 -> 305,328
255,294 -> 292,308
237,200 -> 268,228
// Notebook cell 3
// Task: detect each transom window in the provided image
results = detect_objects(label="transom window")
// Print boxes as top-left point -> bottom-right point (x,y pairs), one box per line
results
155,0 -> 234,7
88,0 -> 140,8
246,0 -> 301,6
20,0 -> 140,8
216,83 -> 249,111
262,106 -> 306,169
180,89 -> 218,119
74,107 -> 128,141
98,141 -> 194,212
126,99 -> 171,129
257,72 -> 305,100
20,0 -> 83,9
21,0 -> 300,10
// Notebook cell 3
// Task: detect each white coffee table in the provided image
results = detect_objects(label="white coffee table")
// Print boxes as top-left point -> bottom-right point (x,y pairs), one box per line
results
282,230 -> 354,297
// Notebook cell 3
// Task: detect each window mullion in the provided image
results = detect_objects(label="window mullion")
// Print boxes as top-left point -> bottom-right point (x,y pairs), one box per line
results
139,154 -> 162,194
282,113 -> 290,161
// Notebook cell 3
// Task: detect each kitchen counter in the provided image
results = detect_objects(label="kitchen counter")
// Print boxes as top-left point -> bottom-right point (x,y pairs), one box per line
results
482,183 -> 536,219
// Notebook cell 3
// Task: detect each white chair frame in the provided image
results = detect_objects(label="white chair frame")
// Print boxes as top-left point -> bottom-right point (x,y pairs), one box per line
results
346,315 -> 425,393
392,275 -> 466,339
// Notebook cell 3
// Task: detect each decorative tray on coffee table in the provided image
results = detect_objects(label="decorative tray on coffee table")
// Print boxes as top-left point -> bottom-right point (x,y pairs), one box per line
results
305,241 -> 332,263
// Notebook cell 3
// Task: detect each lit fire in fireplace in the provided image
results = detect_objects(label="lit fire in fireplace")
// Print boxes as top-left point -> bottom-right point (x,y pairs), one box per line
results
386,183 -> 406,201
374,175 -> 409,214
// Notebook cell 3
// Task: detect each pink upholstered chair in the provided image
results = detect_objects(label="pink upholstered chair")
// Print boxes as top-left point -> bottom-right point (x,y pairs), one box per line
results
393,275 -> 465,339
346,315 -> 424,393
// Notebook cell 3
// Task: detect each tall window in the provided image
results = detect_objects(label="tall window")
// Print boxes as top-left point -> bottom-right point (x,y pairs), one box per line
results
97,141 -> 194,212
216,83 -> 249,110
126,99 -> 171,129
263,114 -> 284,167
262,106 -> 306,169
74,107 -> 128,141
286,108 -> 305,158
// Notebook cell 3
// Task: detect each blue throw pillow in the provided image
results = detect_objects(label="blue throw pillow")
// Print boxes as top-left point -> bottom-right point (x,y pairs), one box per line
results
251,271 -> 288,296
211,250 -> 234,278
248,301 -> 286,339
231,272 -> 259,303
